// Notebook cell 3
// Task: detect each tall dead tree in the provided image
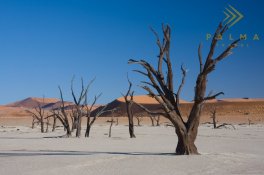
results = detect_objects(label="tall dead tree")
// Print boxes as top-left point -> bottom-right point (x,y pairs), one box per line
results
54,87 -> 72,137
71,77 -> 93,137
122,77 -> 136,138
129,23 -> 240,154
83,94 -> 109,137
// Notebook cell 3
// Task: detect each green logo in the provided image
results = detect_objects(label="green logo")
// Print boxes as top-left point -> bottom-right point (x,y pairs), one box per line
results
223,5 -> 244,27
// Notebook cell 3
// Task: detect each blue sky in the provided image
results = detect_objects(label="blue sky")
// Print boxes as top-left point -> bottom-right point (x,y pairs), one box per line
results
0,0 -> 263,104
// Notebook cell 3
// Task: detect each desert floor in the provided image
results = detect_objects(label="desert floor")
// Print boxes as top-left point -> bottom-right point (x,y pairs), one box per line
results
0,122 -> 264,175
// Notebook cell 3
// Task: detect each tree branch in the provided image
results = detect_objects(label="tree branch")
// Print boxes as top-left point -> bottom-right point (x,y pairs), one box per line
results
204,92 -> 224,101
198,43 -> 203,73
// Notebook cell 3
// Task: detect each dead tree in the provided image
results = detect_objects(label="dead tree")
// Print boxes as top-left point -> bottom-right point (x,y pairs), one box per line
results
108,110 -> 116,137
83,94 -> 109,137
54,86 -> 72,137
116,118 -> 119,126
27,99 -> 46,133
122,77 -> 136,138
148,114 -> 155,126
135,113 -> 144,126
129,23 -> 240,154
45,116 -> 50,132
210,108 -> 217,129
154,115 -> 161,126
50,109 -> 58,132
210,107 -> 235,129
71,77 -> 93,137
149,114 -> 161,126
70,107 -> 78,132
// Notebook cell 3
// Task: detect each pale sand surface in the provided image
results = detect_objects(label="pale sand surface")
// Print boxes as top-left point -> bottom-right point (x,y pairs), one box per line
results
0,124 -> 264,175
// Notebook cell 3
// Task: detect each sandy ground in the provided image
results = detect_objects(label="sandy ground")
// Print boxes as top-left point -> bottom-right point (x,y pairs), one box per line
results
0,123 -> 264,175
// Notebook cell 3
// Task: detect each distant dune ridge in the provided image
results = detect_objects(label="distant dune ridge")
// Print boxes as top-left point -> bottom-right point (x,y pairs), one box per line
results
92,96 -> 264,125
1,96 -> 264,124
5,97 -> 60,108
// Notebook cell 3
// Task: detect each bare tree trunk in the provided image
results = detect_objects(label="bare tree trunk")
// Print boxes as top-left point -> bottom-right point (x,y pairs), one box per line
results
123,76 -> 136,138
109,117 -> 114,137
40,120 -> 44,133
210,108 -> 217,129
85,125 -> 91,137
129,23 -> 240,155
126,97 -> 136,138
155,115 -> 160,126
116,118 -> 119,126
149,115 -> 155,126
32,118 -> 35,129
76,113 -> 82,137
56,86 -> 72,137
46,117 -> 50,133
52,116 -> 57,132
65,124 -> 72,137
175,125 -> 198,155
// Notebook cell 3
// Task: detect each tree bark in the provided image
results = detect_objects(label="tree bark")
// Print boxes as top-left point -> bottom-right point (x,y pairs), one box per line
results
123,76 -> 136,138
76,113 -> 82,137
85,125 -> 91,137
40,120 -> 44,133
128,23 -> 239,155
52,116 -> 57,132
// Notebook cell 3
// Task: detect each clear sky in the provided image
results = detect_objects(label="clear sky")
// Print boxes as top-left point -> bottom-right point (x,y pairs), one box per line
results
0,0 -> 263,105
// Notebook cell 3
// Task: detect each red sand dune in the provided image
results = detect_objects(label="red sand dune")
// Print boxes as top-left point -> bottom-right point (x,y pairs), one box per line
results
1,96 -> 264,125
6,97 -> 60,108
117,95 -> 188,104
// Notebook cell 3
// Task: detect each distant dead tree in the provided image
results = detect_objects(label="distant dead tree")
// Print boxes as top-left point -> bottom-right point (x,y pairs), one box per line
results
45,116 -> 50,132
49,108 -> 59,132
122,76 -> 136,138
210,108 -> 217,129
135,113 -> 144,126
27,98 -> 47,133
129,23 -> 240,154
148,114 -> 161,126
53,86 -> 72,137
116,118 -> 119,126
71,77 -> 93,137
210,107 -> 235,129
83,94 -> 109,138
108,109 -> 117,137
69,107 -> 77,131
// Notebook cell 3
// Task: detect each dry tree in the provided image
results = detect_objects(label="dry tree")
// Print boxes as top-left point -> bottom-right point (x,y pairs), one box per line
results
26,98 -> 47,133
52,86 -> 72,137
210,107 -> 217,129
83,93 -> 110,138
129,23 -> 240,155
148,114 -> 161,126
49,108 -> 59,132
210,107 -> 235,129
122,76 -> 136,138
135,113 -> 144,126
70,77 -> 94,137
108,109 -> 117,137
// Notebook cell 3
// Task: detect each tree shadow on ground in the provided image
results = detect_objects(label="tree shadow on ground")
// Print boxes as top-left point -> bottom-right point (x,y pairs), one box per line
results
0,150 -> 176,157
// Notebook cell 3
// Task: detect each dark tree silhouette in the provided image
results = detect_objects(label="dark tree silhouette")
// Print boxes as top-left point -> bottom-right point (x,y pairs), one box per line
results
27,98 -> 47,133
53,87 -> 72,137
122,77 -> 136,138
129,23 -> 240,154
